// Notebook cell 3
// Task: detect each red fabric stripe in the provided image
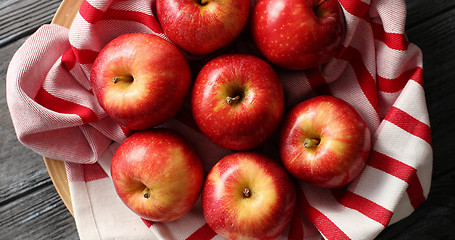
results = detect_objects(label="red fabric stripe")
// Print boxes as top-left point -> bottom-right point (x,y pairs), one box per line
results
372,22 -> 409,51
141,218 -> 155,228
62,49 -> 76,71
82,162 -> 108,182
340,46 -> 379,114
185,223 -> 217,240
385,106 -> 432,146
79,0 -> 104,24
377,68 -> 415,93
410,67 -> 424,88
35,87 -> 98,124
103,9 -> 164,34
71,46 -> 99,64
368,151 -> 415,182
287,211 -> 304,240
331,188 -> 392,226
305,68 -> 332,95
339,0 -> 370,19
407,173 -> 426,209
297,188 -> 350,240
368,151 -> 426,209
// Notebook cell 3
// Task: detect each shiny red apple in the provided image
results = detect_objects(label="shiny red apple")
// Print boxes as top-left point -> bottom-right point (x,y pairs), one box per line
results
202,152 -> 296,239
111,128 -> 204,222
279,96 -> 371,188
191,54 -> 285,150
251,0 -> 346,70
90,33 -> 191,130
156,0 -> 250,55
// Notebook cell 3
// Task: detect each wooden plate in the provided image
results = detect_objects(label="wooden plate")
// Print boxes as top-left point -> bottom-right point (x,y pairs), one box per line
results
43,0 -> 84,217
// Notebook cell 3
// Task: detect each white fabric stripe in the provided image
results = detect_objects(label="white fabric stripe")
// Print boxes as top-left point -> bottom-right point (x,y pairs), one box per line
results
94,141 -> 118,177
374,121 -> 432,169
88,118 -> 127,144
302,183 -> 385,240
86,0 -> 113,11
393,80 -> 431,125
415,148 -> 433,199
69,15 -> 164,53
66,162 -> 102,240
388,192 -> 414,225
68,13 -> 100,51
110,0 -> 155,14
348,165 -> 409,211
375,42 -> 422,78
84,178 -> 152,239
370,0 -> 407,34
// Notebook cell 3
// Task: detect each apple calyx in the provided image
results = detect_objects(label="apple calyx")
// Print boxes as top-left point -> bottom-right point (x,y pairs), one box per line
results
242,187 -> 251,198
143,187 -> 151,199
316,0 -> 328,9
196,0 -> 209,6
113,75 -> 134,84
303,138 -> 320,148
314,0 -> 328,17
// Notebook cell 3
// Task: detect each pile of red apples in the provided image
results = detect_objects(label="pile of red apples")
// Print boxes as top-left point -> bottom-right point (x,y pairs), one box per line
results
90,0 -> 372,239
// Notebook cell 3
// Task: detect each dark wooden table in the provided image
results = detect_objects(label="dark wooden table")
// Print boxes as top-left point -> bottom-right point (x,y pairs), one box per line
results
1,0 -> 454,239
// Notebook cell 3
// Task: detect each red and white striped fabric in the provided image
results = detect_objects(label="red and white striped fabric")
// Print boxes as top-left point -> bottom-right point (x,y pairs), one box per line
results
6,0 -> 432,239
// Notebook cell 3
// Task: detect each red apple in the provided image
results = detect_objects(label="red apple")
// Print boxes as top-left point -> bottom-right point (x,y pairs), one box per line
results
191,54 -> 285,150
90,33 -> 191,130
202,152 -> 296,239
111,128 -> 204,222
279,96 -> 371,188
251,0 -> 346,70
156,0 -> 250,55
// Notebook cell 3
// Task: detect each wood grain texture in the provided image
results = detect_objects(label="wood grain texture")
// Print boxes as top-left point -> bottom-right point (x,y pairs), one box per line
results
0,184 -> 79,239
0,0 -> 62,46
405,0 -> 455,28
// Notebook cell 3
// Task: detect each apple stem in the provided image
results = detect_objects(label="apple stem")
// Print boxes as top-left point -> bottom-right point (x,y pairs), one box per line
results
315,0 -> 328,11
303,138 -> 320,148
113,76 -> 134,84
226,95 -> 240,105
243,187 -> 251,198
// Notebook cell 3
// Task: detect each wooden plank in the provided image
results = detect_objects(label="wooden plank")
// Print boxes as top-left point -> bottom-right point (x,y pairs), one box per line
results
0,0 -> 61,46
0,184 -> 78,239
405,0 -> 455,28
